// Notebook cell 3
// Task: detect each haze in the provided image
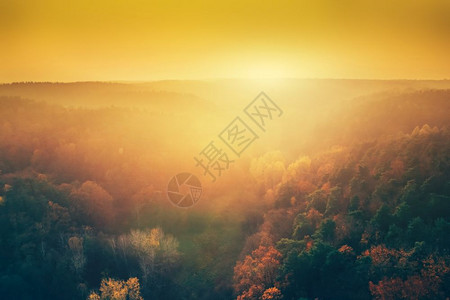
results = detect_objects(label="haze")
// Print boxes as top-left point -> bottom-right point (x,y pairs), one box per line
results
2,0 -> 450,82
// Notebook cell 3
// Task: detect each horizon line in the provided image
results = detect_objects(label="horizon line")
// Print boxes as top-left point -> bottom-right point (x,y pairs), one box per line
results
1,77 -> 450,85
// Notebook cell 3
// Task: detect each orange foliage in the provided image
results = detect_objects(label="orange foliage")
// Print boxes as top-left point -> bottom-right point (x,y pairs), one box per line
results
369,254 -> 450,299
296,179 -> 316,194
338,244 -> 354,255
363,245 -> 410,267
317,163 -> 334,179
306,208 -> 323,229
320,182 -> 331,193
234,246 -> 282,300
369,277 -> 414,300
305,237 -> 314,252
420,256 -> 450,293
261,287 -> 283,300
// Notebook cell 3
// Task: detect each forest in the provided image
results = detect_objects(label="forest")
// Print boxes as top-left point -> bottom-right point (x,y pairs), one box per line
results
0,80 -> 449,299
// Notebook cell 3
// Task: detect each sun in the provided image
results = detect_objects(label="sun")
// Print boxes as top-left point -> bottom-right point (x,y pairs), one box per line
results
241,62 -> 292,79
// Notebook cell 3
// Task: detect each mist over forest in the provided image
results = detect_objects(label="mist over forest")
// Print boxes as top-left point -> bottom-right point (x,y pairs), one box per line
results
0,79 -> 450,299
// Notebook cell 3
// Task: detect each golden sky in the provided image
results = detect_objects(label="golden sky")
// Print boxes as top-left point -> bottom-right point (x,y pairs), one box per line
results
1,0 -> 450,82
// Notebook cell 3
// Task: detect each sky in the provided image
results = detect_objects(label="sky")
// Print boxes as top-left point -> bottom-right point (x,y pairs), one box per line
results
1,0 -> 450,82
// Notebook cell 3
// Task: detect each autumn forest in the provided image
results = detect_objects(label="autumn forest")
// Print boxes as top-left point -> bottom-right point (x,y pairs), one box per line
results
0,80 -> 449,299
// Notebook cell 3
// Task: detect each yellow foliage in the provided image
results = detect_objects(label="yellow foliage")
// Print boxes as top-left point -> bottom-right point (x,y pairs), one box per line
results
88,277 -> 142,300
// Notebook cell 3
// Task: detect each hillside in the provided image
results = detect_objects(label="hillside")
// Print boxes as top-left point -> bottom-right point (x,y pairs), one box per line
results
0,81 -> 449,299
